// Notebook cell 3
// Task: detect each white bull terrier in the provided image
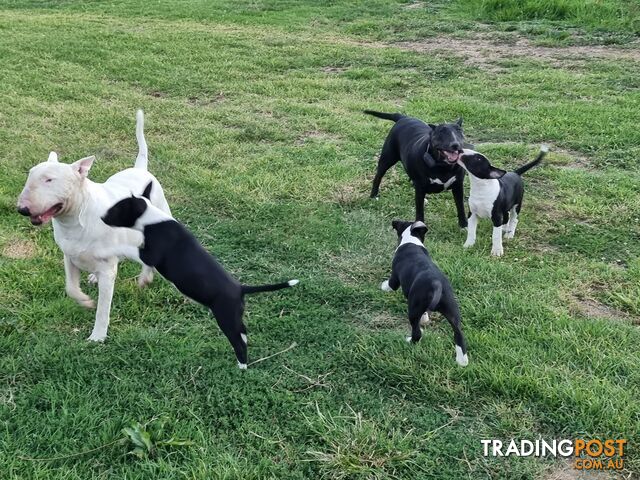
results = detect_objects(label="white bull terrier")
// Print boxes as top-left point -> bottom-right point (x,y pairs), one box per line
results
17,110 -> 171,342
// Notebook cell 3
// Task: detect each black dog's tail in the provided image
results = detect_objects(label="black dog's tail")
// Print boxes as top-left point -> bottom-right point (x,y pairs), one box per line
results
364,110 -> 404,122
514,145 -> 549,176
427,281 -> 443,311
241,279 -> 299,295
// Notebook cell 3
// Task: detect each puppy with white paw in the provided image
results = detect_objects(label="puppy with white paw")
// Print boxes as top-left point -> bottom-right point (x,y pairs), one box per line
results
458,146 -> 548,257
100,183 -> 298,369
382,220 -> 468,367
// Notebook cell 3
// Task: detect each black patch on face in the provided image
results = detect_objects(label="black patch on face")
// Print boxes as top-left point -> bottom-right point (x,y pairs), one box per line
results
101,197 -> 147,228
459,152 -> 506,179
431,119 -> 465,163
391,219 -> 428,243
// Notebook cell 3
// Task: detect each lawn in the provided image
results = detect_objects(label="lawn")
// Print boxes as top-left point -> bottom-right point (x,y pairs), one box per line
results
0,1 -> 639,478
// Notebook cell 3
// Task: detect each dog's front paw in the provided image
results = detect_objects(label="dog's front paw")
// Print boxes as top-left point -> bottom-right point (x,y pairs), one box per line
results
419,312 -> 430,327
503,230 -> 515,239
491,247 -> 504,257
87,273 -> 98,284
380,280 -> 393,292
463,240 -> 475,249
87,331 -> 106,342
79,298 -> 96,309
137,271 -> 154,288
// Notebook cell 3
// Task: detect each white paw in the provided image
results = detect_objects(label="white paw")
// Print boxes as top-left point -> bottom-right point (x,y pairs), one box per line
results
419,312 -> 430,327
463,240 -> 475,249
87,331 -> 106,342
455,346 -> 469,367
137,272 -> 154,288
504,231 -> 515,239
79,298 -> 96,309
405,336 -> 413,343
491,247 -> 504,257
87,273 -> 98,284
380,280 -> 393,292
238,362 -> 248,370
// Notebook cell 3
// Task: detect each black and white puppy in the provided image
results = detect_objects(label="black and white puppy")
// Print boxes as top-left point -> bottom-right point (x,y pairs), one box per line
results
365,110 -> 468,226
381,220 -> 468,366
458,146 -> 548,257
100,182 -> 298,369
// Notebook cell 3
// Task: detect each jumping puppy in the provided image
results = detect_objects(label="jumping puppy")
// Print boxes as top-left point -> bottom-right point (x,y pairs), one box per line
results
100,184 -> 299,369
17,110 -> 171,342
381,220 -> 468,367
458,146 -> 548,257
365,110 -> 468,226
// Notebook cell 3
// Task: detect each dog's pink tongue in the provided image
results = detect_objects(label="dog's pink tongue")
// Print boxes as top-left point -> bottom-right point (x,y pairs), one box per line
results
445,151 -> 460,162
31,206 -> 59,225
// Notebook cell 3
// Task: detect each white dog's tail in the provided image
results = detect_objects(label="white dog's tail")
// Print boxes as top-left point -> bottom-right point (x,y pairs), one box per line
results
135,109 -> 148,170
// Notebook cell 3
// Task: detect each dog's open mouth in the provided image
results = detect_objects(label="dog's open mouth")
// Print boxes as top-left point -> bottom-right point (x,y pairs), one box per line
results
30,203 -> 63,225
440,150 -> 462,164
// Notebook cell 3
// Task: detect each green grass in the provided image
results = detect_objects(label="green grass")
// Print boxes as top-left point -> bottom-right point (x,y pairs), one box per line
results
1,1 -> 639,478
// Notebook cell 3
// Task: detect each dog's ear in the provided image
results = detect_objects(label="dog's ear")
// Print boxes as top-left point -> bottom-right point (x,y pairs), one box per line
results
47,151 -> 58,163
141,181 -> 153,200
428,123 -> 436,129
391,220 -> 401,231
455,117 -> 463,127
410,221 -> 428,241
71,155 -> 95,178
489,167 -> 507,179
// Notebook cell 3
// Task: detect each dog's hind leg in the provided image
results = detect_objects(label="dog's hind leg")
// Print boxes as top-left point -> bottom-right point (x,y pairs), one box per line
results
64,255 -> 95,309
88,264 -> 117,342
211,302 -> 248,369
438,301 -> 468,367
504,206 -> 519,239
370,139 -> 399,199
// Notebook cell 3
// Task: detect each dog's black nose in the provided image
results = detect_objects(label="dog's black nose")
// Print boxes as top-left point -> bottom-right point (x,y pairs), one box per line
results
17,206 -> 30,216
451,143 -> 460,152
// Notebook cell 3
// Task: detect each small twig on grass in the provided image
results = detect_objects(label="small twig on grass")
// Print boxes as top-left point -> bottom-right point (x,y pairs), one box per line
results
18,439 -> 123,462
247,342 -> 297,367
282,365 -> 332,393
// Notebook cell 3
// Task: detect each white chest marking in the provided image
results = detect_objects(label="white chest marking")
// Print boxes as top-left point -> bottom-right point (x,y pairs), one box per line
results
468,177 -> 500,218
396,226 -> 425,252
429,177 -> 456,189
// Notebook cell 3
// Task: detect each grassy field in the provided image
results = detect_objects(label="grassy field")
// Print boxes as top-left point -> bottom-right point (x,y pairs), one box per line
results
1,1 -> 639,478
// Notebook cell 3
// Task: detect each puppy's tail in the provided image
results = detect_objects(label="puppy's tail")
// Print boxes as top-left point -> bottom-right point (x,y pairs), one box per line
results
134,109 -> 148,170
514,145 -> 548,176
241,279 -> 299,295
364,110 -> 404,122
427,280 -> 443,311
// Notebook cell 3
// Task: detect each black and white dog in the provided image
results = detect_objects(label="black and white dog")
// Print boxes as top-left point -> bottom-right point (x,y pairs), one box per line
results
100,183 -> 298,369
381,220 -> 468,366
458,146 -> 548,257
365,110 -> 468,227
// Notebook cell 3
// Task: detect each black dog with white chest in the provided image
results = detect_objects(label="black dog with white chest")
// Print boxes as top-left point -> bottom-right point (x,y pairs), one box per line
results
382,220 -> 468,366
101,182 -> 298,369
366,110 -> 468,226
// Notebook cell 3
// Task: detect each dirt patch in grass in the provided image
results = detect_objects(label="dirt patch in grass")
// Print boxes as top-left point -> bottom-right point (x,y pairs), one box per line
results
321,66 -> 348,74
2,238 -> 37,259
542,459 -> 614,479
295,130 -> 341,146
187,92 -> 226,107
571,296 -> 635,323
396,34 -> 640,71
